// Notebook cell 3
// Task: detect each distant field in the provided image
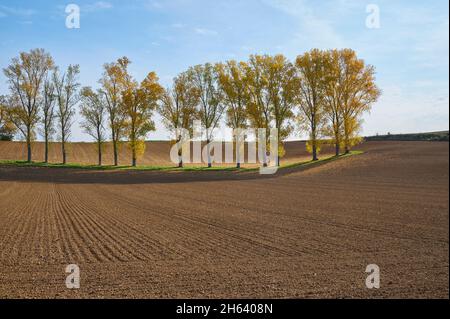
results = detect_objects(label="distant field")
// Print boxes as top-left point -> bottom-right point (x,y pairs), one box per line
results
366,131 -> 449,142
0,140 -> 336,167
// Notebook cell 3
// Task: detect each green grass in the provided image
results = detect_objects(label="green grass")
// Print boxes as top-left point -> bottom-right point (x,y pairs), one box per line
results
0,160 -> 242,172
0,160 -> 128,170
277,150 -> 364,170
0,150 -> 364,173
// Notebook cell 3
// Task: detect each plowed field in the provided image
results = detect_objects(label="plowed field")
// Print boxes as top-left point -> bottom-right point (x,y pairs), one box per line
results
0,141 -> 448,298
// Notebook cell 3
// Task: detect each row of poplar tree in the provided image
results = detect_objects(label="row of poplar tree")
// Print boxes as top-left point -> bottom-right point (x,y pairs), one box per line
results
0,48 -> 380,167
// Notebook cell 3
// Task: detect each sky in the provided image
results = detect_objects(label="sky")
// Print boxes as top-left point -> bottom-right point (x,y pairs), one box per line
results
0,0 -> 448,142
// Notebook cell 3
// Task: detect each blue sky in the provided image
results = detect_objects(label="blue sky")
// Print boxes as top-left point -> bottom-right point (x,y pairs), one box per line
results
0,0 -> 448,141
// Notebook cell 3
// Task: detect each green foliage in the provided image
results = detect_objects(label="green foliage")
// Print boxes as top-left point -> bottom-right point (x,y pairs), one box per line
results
306,139 -> 323,155
0,132 -> 14,141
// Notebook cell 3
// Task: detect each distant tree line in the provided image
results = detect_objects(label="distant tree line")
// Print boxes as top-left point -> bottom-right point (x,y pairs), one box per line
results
0,48 -> 380,167
366,131 -> 449,142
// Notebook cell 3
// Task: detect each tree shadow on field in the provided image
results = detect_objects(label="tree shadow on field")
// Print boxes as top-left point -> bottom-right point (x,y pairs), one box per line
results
0,156 -> 348,185
0,140 -> 354,185
0,165 -> 277,185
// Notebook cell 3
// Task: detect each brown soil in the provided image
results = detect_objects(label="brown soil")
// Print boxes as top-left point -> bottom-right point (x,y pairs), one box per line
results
0,141 -> 448,298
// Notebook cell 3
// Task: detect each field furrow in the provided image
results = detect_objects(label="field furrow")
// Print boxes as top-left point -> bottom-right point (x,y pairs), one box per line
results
0,141 -> 447,298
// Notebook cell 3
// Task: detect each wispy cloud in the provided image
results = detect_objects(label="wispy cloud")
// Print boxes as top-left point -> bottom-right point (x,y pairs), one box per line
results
83,1 -> 113,13
0,0 -> 447,140
263,0 -> 343,50
171,23 -> 186,29
241,45 -> 255,52
0,5 -> 36,17
411,17 -> 449,70
194,28 -> 218,36
145,0 -> 164,10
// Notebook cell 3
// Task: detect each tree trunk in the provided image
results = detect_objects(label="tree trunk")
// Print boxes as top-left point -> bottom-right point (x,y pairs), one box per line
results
236,140 -> 241,169
26,129 -> 32,163
261,141 -> 268,167
312,143 -> 318,161
312,126 -> 318,161
344,130 -> 350,154
334,117 -> 341,157
113,140 -> 118,166
343,120 -> 351,154
27,140 -> 31,163
335,135 -> 340,157
62,141 -> 66,164
178,148 -> 183,168
177,135 -> 183,168
263,146 -> 268,167
277,130 -> 281,167
44,137 -> 49,164
206,139 -> 212,168
343,132 -> 350,154
311,120 -> 318,161
98,141 -> 102,166
28,143 -> 32,163
132,146 -> 137,167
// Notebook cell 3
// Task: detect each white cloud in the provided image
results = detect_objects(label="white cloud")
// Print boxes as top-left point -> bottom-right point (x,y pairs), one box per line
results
263,0 -> 344,51
264,0 -> 449,136
83,1 -> 113,13
411,18 -> 449,70
171,23 -> 186,29
194,28 -> 218,36
145,1 -> 164,10
0,5 -> 36,17
241,45 -> 254,52
363,84 -> 449,136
